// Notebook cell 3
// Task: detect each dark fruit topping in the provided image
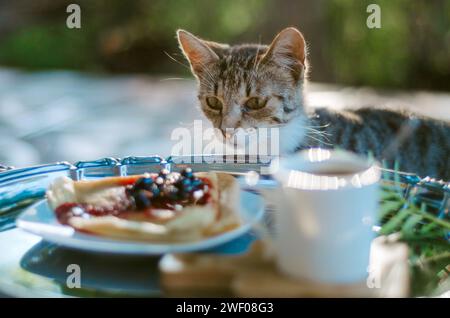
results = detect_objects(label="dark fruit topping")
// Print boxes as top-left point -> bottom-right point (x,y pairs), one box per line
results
150,183 -> 160,196
164,185 -> 179,200
181,167 -> 194,179
159,168 -> 170,177
134,177 -> 154,190
191,178 -> 203,188
133,190 -> 152,209
56,167 -> 212,226
125,167 -> 209,211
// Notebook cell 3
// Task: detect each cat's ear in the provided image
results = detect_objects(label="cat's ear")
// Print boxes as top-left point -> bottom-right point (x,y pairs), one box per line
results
261,27 -> 306,67
177,30 -> 220,76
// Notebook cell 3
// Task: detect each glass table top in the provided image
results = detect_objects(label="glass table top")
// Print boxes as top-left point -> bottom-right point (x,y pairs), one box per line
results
0,227 -> 257,297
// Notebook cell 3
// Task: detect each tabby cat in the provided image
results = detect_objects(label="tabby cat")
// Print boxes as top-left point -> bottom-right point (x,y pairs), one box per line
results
177,27 -> 450,179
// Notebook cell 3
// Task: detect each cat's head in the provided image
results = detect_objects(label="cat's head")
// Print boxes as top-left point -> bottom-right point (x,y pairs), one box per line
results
177,27 -> 308,152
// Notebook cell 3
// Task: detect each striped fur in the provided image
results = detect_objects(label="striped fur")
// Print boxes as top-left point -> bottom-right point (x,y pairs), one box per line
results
304,108 -> 450,180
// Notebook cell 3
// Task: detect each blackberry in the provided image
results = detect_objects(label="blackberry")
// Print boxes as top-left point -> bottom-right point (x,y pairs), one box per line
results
174,177 -> 189,190
134,177 -> 154,191
191,178 -> 204,189
178,190 -> 190,200
150,183 -> 161,196
128,166 -> 202,210
184,185 -> 194,194
181,167 -> 194,179
133,190 -> 151,210
125,186 -> 134,197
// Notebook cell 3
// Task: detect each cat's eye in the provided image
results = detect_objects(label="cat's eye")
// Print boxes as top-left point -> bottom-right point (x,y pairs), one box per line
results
205,97 -> 223,110
245,97 -> 267,110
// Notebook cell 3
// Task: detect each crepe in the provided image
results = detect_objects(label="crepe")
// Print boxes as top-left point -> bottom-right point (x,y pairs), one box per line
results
46,172 -> 240,242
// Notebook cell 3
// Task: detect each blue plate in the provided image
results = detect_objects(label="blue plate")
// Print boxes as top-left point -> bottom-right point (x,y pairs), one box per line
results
16,190 -> 265,255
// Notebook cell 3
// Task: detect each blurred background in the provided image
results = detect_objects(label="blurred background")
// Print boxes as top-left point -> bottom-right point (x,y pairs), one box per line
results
0,0 -> 449,167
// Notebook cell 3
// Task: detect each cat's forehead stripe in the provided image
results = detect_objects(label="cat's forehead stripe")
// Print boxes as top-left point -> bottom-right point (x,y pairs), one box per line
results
217,51 -> 261,98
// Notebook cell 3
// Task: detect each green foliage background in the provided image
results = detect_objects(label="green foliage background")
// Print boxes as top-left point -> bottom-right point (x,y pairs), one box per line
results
0,0 -> 448,90
326,0 -> 450,90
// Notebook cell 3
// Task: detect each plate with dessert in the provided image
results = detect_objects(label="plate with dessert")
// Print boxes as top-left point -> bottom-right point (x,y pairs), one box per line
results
16,168 -> 265,255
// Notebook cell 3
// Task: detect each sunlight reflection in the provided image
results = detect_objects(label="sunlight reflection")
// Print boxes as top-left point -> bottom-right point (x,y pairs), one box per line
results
307,148 -> 331,162
286,161 -> 379,190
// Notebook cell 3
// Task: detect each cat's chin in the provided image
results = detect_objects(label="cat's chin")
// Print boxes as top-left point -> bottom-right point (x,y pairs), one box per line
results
223,130 -> 261,155
221,128 -> 278,157
218,118 -> 306,157
278,115 -> 307,155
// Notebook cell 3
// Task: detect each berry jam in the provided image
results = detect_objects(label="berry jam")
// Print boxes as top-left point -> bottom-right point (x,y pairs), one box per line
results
54,202 -> 130,225
55,168 -> 212,225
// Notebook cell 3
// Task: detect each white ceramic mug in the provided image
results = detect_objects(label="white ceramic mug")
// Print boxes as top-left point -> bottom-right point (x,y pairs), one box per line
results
269,148 -> 381,284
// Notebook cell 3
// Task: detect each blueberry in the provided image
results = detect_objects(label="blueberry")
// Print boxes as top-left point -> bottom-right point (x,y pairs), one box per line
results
183,185 -> 194,194
174,182 -> 183,190
181,167 -> 194,179
191,178 -> 203,189
182,178 -> 192,186
175,178 -> 189,190
134,177 -> 154,190
150,183 -> 161,196
133,191 -> 151,210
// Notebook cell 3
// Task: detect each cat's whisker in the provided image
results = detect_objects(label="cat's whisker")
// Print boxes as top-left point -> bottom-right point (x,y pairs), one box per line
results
199,65 -> 215,82
305,133 -> 333,146
164,51 -> 191,70
305,131 -> 332,142
306,123 -> 331,128
196,74 -> 215,89
304,126 -> 333,136
305,132 -> 332,143
197,62 -> 218,89
196,71 -> 217,89
264,122 -> 327,132
159,77 -> 193,82
306,130 -> 332,137
304,126 -> 328,132
281,64 -> 297,74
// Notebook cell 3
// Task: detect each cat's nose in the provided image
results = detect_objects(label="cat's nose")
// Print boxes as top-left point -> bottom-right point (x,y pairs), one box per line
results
225,131 -> 233,140
220,129 -> 232,140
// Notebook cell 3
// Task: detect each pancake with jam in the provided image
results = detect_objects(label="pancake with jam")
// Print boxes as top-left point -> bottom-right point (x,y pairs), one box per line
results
46,168 -> 240,242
